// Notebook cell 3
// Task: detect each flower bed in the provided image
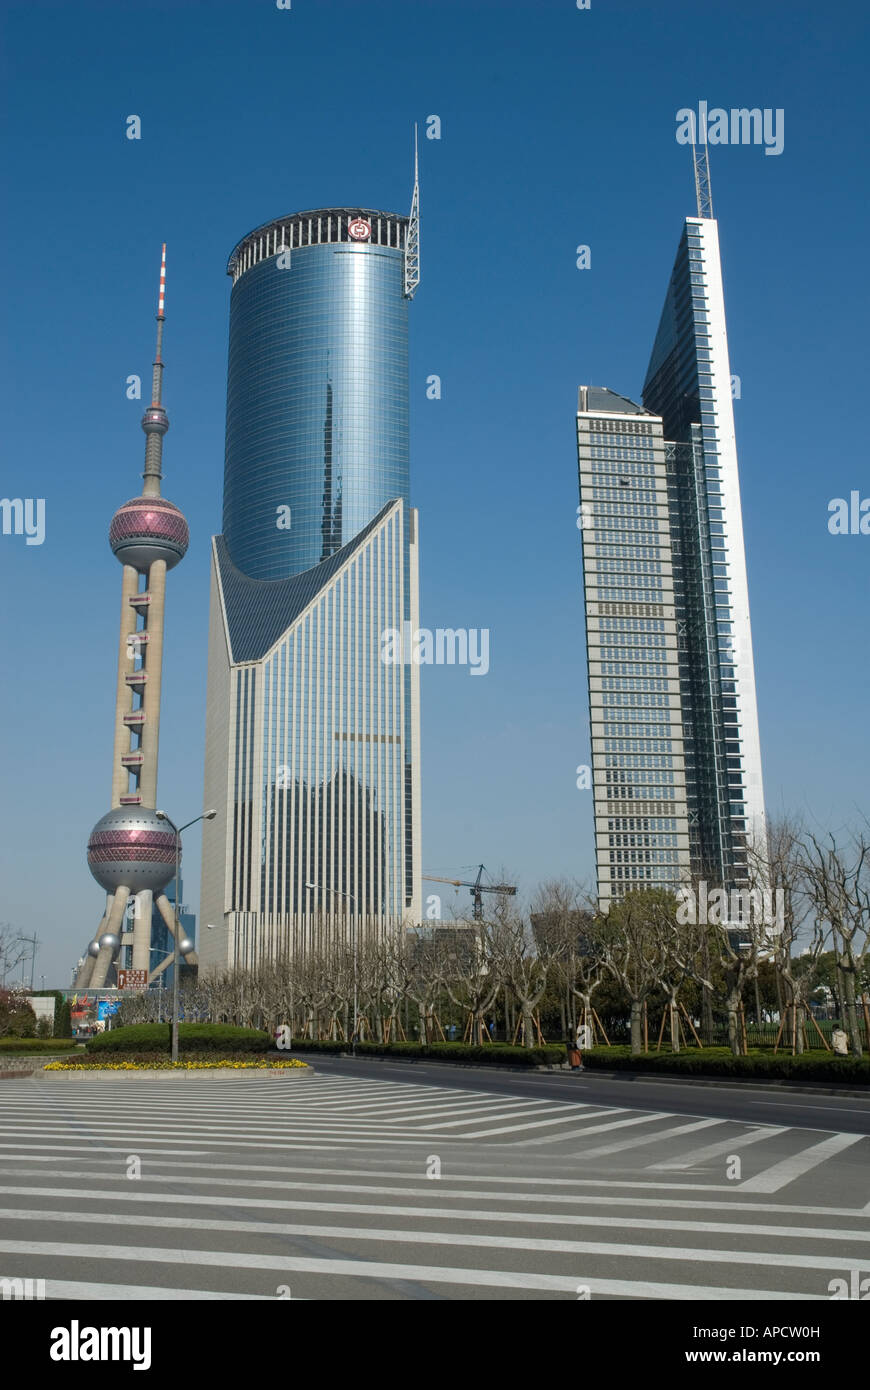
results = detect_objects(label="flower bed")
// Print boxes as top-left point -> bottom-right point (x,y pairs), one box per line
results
45,1057 -> 308,1071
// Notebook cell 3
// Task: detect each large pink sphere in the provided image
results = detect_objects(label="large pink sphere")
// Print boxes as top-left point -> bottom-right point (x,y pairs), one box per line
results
109,496 -> 189,572
87,807 -> 178,894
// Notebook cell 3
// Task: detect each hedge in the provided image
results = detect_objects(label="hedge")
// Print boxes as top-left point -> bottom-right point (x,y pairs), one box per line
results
77,1050 -> 280,1065
86,1023 -> 272,1054
284,1039 -> 566,1067
0,1038 -> 80,1054
581,1046 -> 870,1083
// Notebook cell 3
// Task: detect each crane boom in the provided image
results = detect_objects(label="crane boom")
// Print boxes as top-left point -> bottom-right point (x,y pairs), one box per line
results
421,864 -> 517,921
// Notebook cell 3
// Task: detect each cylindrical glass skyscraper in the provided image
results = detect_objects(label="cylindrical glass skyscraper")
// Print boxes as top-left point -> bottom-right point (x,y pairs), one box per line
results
223,209 -> 411,581
200,203 -> 422,971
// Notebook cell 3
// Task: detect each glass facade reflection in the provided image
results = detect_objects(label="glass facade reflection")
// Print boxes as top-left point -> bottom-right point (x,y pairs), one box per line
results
223,211 -> 410,581
643,217 -> 766,890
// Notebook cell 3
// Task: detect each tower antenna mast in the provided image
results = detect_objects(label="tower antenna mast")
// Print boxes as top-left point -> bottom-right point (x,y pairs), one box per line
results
404,123 -> 420,298
691,133 -> 713,219
143,244 -> 169,496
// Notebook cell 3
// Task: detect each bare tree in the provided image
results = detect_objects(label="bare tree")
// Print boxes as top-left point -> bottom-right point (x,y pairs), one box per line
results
800,829 -> 870,1056
492,893 -> 548,1047
530,879 -> 601,1036
0,924 -> 28,989
595,890 -> 670,1056
439,914 -> 501,1045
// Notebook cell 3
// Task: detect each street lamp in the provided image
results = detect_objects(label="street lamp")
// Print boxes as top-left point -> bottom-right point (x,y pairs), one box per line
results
306,881 -> 357,1055
156,808 -> 216,1062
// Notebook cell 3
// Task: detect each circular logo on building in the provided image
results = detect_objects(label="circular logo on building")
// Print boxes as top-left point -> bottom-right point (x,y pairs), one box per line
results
348,217 -> 372,241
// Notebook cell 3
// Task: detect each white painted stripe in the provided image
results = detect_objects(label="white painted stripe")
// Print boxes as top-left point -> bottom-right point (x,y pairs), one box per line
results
0,1131 -> 438,1149
0,1234 -> 860,1275
414,1103 -> 580,1131
650,1126 -> 784,1171
451,1109 -> 620,1139
3,1168 -> 865,1220
739,1133 -> 865,1193
1,1195 -> 865,1245
0,1147 -> 733,1189
0,1276 -> 267,1300
518,1111 -> 669,1145
574,1117 -> 723,1159
25,1273 -> 800,1295
0,1143 -> 215,1157
0,1088 -> 545,1111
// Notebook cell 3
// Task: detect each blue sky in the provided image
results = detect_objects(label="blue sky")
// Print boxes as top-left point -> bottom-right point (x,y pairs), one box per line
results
1,0 -> 867,984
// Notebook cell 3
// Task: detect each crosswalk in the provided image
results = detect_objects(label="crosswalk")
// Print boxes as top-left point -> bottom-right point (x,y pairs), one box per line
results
0,1070 -> 867,1300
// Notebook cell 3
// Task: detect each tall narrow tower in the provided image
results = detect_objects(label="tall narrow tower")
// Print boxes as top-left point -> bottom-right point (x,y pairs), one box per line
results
76,249 -> 191,989
576,155 -> 766,911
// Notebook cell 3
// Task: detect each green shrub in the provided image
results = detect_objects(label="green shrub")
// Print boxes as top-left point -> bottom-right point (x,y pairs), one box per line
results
581,1046 -> 870,1083
54,997 -> 72,1039
86,1023 -> 271,1054
0,1038 -> 80,1053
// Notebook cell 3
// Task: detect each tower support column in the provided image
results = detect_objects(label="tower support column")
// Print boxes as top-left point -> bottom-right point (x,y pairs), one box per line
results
131,889 -> 153,974
111,564 -> 140,807
89,885 -> 130,989
138,558 -> 166,807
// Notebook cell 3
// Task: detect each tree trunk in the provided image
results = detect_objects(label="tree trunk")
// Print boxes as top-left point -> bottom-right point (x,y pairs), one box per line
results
669,993 -> 680,1053
726,988 -> 742,1056
841,969 -> 864,1057
629,1000 -> 642,1056
701,935 -> 714,1043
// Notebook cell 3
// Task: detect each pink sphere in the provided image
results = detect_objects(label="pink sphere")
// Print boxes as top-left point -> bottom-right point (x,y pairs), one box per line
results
109,496 -> 189,572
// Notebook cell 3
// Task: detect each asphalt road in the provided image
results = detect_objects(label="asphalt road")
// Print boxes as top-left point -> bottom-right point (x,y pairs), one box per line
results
306,1052 -> 870,1134
0,1065 -> 867,1301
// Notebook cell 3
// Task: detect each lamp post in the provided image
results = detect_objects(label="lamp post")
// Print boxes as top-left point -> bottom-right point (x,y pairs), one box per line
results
306,881 -> 357,1055
156,809 -> 216,1062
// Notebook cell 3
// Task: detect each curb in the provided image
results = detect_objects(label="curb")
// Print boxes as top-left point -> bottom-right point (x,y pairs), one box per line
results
576,1068 -> 870,1099
299,1050 -> 561,1074
0,1056 -> 84,1078
301,1052 -> 870,1097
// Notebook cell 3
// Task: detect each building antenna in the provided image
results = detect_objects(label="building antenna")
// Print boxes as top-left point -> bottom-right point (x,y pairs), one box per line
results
143,244 -> 170,496
404,124 -> 420,298
691,135 -> 713,219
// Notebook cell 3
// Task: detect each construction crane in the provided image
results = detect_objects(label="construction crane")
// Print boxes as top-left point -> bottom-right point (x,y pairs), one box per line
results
422,865 -> 517,922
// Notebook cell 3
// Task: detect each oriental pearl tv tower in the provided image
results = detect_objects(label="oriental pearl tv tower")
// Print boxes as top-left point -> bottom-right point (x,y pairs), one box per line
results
75,249 -> 192,989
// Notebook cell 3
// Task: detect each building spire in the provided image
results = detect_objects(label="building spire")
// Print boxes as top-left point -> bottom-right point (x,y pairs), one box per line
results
404,125 -> 420,298
142,244 -> 170,496
691,137 -> 714,219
